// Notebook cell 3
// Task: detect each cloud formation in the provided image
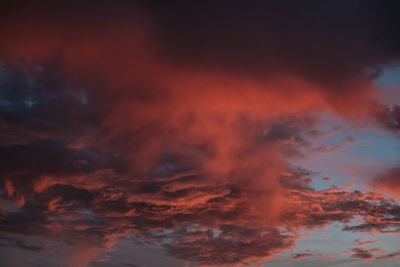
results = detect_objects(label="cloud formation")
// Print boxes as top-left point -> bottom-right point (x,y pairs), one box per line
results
0,1 -> 400,266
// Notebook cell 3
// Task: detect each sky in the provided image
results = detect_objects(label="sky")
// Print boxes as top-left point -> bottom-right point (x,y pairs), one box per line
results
0,1 -> 400,266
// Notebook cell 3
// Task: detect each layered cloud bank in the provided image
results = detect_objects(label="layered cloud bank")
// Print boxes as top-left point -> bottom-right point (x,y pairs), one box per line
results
1,1 -> 400,266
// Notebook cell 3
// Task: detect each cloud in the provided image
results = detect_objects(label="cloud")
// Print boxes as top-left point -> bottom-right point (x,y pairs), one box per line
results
292,253 -> 314,260
292,252 -> 329,260
142,1 -> 400,85
1,1 -> 396,117
321,177 -> 332,182
372,168 -> 400,198
342,247 -> 400,261
371,103 -> 400,133
342,247 -> 385,261
0,233 -> 53,252
0,1 -> 399,266
353,238 -> 380,246
0,58 -> 398,265
164,225 -> 295,265
376,251 -> 400,260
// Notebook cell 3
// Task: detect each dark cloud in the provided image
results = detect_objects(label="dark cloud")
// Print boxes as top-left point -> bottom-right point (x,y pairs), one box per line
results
291,252 -> 328,260
292,253 -> 313,259
0,61 -> 99,139
0,1 -> 399,266
0,240 -> 45,252
164,225 -> 294,265
1,1 -> 399,102
343,247 -> 378,260
343,247 -> 400,261
371,102 -> 400,133
141,1 -> 400,90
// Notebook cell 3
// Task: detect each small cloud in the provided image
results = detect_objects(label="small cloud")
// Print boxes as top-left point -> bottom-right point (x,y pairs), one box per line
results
321,177 -> 332,182
343,136 -> 357,145
353,238 -> 380,246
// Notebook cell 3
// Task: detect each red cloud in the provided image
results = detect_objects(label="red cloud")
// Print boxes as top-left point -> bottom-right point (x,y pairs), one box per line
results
0,2 -> 400,266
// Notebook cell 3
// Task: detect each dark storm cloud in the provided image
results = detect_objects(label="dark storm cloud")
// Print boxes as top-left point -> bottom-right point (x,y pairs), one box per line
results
1,0 -> 400,87
143,0 -> 400,86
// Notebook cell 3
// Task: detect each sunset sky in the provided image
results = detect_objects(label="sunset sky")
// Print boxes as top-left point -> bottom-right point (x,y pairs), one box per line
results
1,1 -> 400,266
